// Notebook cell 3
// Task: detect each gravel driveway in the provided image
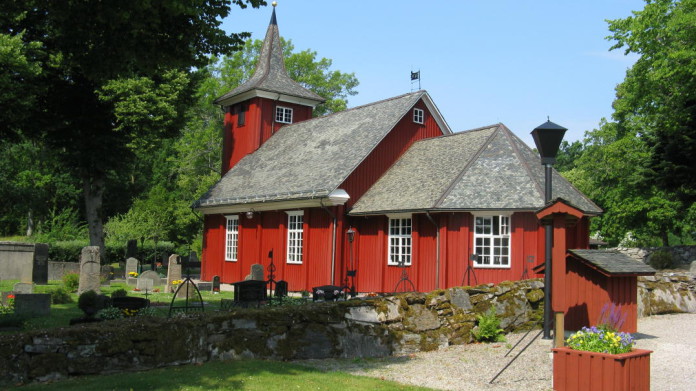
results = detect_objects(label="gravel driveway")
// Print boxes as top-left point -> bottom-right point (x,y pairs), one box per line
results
294,313 -> 696,391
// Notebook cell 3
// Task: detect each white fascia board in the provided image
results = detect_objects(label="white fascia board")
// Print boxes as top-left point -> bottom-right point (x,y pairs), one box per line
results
421,92 -> 453,134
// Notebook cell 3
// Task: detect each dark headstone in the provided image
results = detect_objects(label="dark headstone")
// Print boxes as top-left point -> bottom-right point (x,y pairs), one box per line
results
126,239 -> 138,258
32,243 -> 49,284
101,265 -> 114,281
212,275 -> 221,293
14,293 -> 51,317
188,251 -> 198,264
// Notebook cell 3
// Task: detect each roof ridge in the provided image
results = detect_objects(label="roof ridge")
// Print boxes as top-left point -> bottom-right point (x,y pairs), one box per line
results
501,124 -> 546,201
433,124 -> 502,208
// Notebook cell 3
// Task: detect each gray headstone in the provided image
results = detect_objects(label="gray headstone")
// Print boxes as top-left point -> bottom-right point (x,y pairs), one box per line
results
175,280 -> 197,299
138,270 -> 161,287
13,282 -> 34,294
32,243 -> 49,284
188,251 -> 199,264
690,260 -> 696,274
125,257 -> 139,279
245,264 -> 264,281
168,254 -> 180,267
136,278 -> 154,291
14,293 -> 51,317
197,281 -> 212,291
78,246 -> 102,295
166,262 -> 182,293
126,239 -> 138,258
212,275 -> 221,293
0,242 -> 35,282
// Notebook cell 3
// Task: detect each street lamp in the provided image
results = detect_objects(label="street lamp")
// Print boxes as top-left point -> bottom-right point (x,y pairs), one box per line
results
346,227 -> 356,297
531,119 -> 567,340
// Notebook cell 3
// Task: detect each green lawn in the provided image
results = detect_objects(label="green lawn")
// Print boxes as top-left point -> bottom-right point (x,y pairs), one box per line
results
12,359 -> 434,391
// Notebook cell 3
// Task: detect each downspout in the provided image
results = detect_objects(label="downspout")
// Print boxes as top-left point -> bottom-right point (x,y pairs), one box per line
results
320,199 -> 337,285
425,211 -> 440,289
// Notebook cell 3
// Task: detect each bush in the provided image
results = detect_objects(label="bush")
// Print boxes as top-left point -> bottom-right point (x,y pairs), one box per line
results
62,272 -> 80,292
50,287 -> 74,304
78,291 -> 111,316
49,239 -> 177,265
98,306 -> 123,320
473,308 -> 506,343
111,289 -> 128,298
649,250 -> 674,269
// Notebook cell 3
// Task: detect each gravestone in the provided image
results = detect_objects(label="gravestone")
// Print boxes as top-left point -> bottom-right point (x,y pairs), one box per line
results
138,270 -> 161,287
14,293 -> 51,317
166,258 -> 182,293
0,242 -> 35,282
32,243 -> 49,284
13,282 -> 34,294
188,251 -> 199,264
101,265 -> 114,281
175,280 -> 197,299
78,246 -> 101,295
212,275 -> 221,293
126,239 -> 138,259
125,257 -> 139,285
136,278 -> 154,291
245,264 -> 264,281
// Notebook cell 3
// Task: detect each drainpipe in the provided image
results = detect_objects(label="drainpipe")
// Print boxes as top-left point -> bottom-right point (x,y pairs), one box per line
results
425,212 -> 440,289
320,200 -> 337,285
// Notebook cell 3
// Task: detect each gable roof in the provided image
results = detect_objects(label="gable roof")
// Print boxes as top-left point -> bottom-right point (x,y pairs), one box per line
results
195,91 -> 449,211
214,8 -> 324,107
349,124 -> 602,215
568,249 -> 656,276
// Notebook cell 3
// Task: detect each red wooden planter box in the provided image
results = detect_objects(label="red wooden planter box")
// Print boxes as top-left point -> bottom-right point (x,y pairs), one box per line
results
552,347 -> 652,391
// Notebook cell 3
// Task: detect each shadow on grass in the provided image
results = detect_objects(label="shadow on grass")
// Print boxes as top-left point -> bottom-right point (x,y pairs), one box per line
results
14,359 -> 434,391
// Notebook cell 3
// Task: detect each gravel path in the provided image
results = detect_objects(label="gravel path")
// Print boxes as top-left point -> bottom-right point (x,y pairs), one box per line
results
294,313 -> 696,391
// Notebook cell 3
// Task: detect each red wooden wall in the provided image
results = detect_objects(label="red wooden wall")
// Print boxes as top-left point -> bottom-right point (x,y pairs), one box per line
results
221,97 -> 314,174
564,259 -> 639,333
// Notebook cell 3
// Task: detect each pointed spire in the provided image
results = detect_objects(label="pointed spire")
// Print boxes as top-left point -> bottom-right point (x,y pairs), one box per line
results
214,4 -> 324,107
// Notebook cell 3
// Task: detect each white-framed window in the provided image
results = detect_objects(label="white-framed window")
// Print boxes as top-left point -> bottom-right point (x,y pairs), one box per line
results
286,211 -> 304,264
413,108 -> 424,124
275,106 -> 293,124
388,215 -> 412,266
225,215 -> 239,262
473,214 -> 511,268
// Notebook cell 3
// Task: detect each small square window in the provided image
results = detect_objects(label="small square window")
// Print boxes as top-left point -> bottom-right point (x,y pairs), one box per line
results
276,106 -> 293,124
413,108 -> 424,124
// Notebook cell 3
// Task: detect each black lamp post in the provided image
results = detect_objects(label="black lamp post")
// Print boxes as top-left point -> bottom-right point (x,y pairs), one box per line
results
531,119 -> 567,340
346,227 -> 356,297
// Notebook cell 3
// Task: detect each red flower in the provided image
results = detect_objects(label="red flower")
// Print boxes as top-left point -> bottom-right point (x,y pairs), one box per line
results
7,295 -> 14,299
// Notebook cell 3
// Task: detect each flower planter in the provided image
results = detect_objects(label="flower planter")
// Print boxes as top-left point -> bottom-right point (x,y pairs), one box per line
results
552,347 -> 652,391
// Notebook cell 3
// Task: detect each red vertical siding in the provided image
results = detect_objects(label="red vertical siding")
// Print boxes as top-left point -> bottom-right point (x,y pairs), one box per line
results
340,100 -> 444,208
201,214 -> 225,281
305,208 -> 334,288
565,259 -> 639,333
443,213 -> 472,288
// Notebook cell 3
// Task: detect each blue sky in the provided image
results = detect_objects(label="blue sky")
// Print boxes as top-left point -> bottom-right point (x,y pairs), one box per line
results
222,0 -> 644,147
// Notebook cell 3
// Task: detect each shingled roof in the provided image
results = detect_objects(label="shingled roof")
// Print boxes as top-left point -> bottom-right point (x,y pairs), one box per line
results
568,249 -> 656,276
195,91 -> 448,210
214,8 -> 324,107
349,123 -> 602,215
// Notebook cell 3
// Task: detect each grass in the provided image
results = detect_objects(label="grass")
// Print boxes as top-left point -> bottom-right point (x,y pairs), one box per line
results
12,359 -> 434,391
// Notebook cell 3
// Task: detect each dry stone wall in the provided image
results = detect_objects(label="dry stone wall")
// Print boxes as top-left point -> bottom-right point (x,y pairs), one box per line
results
0,279 -> 545,386
638,271 -> 696,316
613,245 -> 696,266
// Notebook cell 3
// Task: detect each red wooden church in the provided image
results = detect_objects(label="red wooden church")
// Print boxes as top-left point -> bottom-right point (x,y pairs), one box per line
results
194,8 -> 603,293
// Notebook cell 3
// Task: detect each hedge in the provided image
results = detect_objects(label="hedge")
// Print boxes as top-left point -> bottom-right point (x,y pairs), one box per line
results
48,240 -> 176,265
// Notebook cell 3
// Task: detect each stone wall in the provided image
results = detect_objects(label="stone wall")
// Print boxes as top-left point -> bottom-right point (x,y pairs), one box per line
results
0,279 -> 544,386
638,271 -> 696,316
613,245 -> 696,266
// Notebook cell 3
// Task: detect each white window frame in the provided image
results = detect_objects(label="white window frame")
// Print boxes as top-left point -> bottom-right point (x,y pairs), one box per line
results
286,210 -> 304,264
225,215 -> 239,262
473,214 -> 511,268
275,106 -> 293,124
413,108 -> 424,124
388,214 -> 412,266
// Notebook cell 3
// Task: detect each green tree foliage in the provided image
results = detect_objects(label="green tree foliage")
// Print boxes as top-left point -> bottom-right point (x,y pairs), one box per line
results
607,0 -> 696,205
0,0 -> 265,252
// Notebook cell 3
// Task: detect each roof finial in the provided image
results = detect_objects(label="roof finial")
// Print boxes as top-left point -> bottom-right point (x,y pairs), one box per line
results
272,1 -> 277,7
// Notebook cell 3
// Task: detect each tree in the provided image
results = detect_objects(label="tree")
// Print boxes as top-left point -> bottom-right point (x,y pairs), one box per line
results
607,0 -> 696,205
0,0 -> 265,252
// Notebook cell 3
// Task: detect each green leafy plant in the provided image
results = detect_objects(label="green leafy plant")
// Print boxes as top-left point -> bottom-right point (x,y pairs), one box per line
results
0,294 -> 15,316
78,291 -> 110,317
50,287 -> 74,304
566,326 -> 634,354
473,308 -> 506,342
62,272 -> 80,292
98,306 -> 124,320
648,250 -> 674,269
111,288 -> 128,298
